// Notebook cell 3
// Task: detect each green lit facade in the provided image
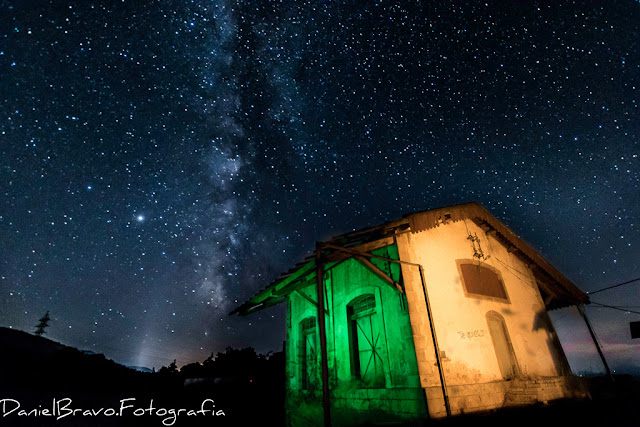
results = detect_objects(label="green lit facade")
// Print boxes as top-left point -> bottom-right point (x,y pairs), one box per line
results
284,244 -> 426,425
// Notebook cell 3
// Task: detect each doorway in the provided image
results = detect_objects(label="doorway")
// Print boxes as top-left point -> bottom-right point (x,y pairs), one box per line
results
486,311 -> 518,380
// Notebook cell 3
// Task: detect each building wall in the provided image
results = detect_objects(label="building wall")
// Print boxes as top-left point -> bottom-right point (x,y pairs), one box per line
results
283,219 -> 584,424
395,219 -> 581,417
284,247 -> 427,426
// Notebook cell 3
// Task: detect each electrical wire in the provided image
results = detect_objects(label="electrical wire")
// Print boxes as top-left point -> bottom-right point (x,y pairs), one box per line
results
587,277 -> 640,295
465,219 -> 639,319
588,301 -> 640,315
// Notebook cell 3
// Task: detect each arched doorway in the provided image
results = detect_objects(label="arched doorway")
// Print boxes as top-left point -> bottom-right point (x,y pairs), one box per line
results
486,311 -> 518,380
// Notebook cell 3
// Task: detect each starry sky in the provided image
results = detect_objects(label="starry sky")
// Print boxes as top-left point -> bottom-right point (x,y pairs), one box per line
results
1,0 -> 638,373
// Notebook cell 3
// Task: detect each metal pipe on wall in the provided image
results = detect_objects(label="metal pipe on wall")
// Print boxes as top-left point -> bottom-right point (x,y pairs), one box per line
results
315,243 -> 332,427
418,265 -> 452,416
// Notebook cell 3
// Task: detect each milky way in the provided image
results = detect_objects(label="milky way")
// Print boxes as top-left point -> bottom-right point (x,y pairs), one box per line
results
1,1 -> 638,372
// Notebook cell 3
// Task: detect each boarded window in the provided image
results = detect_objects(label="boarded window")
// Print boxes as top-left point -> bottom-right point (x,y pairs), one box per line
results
459,262 -> 508,301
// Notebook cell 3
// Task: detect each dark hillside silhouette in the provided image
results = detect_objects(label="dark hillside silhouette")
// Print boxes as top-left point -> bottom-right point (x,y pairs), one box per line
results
2,326 -> 636,426
0,327 -> 285,426
0,327 -> 149,393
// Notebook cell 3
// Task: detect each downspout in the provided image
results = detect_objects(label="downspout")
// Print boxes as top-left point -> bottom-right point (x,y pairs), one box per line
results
418,265 -> 452,416
315,244 -> 332,427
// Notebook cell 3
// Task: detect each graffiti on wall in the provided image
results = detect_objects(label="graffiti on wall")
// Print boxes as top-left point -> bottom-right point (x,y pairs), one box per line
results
457,329 -> 485,340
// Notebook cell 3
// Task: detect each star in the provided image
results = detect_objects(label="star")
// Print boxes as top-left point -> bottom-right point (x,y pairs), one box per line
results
0,0 -> 636,376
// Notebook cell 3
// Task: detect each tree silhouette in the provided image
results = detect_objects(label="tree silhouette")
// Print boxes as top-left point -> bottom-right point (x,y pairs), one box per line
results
180,361 -> 203,378
158,359 -> 178,375
34,311 -> 51,336
203,352 -> 214,367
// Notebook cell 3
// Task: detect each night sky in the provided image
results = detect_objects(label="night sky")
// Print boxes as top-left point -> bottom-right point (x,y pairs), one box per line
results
1,0 -> 638,373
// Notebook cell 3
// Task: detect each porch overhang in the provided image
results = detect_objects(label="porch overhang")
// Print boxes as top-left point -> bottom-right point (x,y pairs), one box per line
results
230,236 -> 404,316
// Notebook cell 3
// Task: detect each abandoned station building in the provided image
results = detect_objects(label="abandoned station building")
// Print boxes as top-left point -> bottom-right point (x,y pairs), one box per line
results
232,203 -> 590,425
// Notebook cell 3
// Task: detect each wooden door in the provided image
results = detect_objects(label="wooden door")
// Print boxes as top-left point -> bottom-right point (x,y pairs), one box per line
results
300,317 -> 318,390
353,313 -> 385,388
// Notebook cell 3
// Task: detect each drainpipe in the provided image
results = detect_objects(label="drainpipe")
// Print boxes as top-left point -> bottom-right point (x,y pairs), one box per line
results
418,265 -> 451,416
315,243 -> 332,427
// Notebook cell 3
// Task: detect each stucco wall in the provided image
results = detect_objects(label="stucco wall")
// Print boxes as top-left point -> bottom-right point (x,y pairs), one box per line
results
396,219 -> 576,417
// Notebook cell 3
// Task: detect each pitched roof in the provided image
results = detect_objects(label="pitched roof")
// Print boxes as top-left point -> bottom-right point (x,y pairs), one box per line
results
405,202 -> 588,309
231,202 -> 588,315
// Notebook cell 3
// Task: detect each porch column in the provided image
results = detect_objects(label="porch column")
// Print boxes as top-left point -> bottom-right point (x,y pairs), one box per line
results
577,304 -> 614,382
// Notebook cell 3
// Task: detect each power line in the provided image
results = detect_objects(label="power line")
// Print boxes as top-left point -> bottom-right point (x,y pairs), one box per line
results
587,277 -> 640,295
589,301 -> 640,315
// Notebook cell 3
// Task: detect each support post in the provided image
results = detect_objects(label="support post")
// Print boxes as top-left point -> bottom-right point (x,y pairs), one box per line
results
577,304 -> 614,382
419,266 -> 451,416
316,243 -> 331,427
